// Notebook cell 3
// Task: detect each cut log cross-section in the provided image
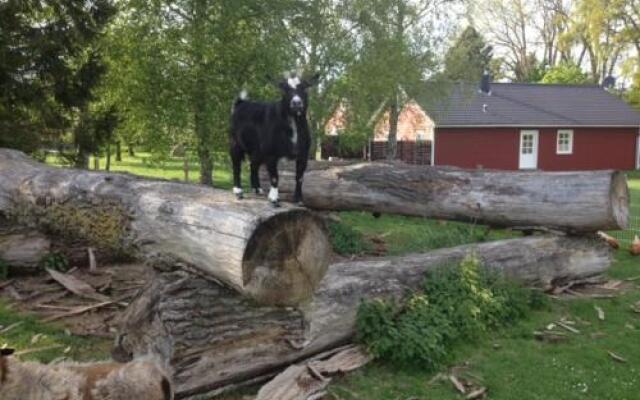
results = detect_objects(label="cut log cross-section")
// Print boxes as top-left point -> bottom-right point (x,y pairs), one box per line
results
0,149 -> 331,306
115,236 -> 613,399
263,161 -> 630,233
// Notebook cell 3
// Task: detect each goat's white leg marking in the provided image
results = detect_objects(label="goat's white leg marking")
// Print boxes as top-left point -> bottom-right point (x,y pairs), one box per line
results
268,187 -> 279,202
233,187 -> 243,195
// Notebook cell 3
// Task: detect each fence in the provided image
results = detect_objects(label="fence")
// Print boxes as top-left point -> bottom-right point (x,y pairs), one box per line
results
611,194 -> 640,247
321,137 -> 432,166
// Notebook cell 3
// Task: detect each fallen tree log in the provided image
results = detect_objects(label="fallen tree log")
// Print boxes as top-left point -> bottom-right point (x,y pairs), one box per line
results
0,149 -> 330,306
262,161 -> 629,233
114,236 -> 612,399
0,228 -> 50,270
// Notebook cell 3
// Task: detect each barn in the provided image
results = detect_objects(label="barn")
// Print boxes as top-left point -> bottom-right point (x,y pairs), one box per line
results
427,79 -> 640,171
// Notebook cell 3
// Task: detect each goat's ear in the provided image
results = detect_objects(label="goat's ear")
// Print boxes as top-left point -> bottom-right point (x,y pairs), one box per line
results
303,73 -> 321,88
0,348 -> 15,356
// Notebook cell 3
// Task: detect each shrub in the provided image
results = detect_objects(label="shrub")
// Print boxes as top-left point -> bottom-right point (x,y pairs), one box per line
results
356,254 -> 544,368
39,252 -> 69,272
328,221 -> 371,256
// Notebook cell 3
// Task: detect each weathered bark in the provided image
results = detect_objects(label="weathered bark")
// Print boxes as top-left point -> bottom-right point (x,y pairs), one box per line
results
0,228 -> 51,269
264,161 -> 629,233
0,149 -> 331,306
115,141 -> 122,162
115,236 -> 612,399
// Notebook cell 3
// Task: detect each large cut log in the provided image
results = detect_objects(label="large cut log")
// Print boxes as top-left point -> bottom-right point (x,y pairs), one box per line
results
262,161 -> 629,233
0,149 -> 330,306
0,228 -> 51,269
114,236 -> 612,399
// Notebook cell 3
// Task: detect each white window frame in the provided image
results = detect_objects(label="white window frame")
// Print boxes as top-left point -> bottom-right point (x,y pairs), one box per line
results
557,129 -> 573,155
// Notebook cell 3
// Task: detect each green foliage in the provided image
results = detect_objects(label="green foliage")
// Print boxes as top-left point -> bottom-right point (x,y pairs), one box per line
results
444,26 -> 493,82
356,255 -> 541,368
328,221 -> 371,256
38,252 -> 70,273
0,0 -> 116,154
541,62 -> 591,84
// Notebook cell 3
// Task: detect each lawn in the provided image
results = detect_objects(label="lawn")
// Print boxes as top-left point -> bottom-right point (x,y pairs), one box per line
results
5,154 -> 638,399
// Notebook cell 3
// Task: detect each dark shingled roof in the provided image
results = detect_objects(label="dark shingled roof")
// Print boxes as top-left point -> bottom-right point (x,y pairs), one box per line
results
423,82 -> 640,127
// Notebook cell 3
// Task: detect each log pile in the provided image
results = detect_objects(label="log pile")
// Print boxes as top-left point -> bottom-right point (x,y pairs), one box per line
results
0,150 -> 628,399
262,160 -> 629,233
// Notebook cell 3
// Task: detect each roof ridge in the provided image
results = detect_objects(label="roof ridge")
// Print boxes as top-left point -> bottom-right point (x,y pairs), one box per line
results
492,82 -> 601,88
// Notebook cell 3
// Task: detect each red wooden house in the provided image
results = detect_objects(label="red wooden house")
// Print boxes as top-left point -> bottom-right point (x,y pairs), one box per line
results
426,80 -> 640,170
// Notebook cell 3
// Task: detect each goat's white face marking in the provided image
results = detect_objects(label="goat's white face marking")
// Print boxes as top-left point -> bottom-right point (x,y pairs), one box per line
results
268,187 -> 279,202
287,77 -> 301,89
233,187 -> 243,195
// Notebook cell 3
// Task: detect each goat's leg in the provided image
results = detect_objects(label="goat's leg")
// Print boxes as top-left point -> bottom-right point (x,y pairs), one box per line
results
250,156 -> 263,195
266,158 -> 279,207
293,156 -> 308,204
230,145 -> 244,199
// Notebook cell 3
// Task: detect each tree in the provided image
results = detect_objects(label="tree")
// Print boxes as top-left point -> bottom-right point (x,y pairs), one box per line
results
0,0 -> 116,155
444,26 -> 493,82
541,61 -> 591,83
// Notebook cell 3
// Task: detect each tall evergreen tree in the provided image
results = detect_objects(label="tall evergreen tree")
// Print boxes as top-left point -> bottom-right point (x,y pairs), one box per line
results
444,26 -> 493,81
0,0 -> 116,155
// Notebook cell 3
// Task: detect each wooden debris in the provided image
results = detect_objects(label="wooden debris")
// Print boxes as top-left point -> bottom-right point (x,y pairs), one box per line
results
0,280 -> 15,290
46,269 -> 110,302
88,247 -> 97,273
594,305 -> 605,321
255,346 -> 371,400
630,235 -> 640,256
607,351 -> 627,363
466,387 -> 487,399
597,231 -> 620,249
449,375 -> 467,394
43,297 -> 126,323
557,321 -> 580,334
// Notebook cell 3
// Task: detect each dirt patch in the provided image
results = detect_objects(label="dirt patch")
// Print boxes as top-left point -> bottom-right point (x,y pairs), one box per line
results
0,263 -> 152,338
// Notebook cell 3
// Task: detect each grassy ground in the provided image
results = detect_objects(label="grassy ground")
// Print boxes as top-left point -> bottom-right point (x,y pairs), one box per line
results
7,154 -> 637,399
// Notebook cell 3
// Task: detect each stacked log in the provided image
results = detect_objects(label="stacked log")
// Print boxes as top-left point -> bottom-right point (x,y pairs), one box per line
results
263,161 -> 629,233
114,236 -> 612,399
0,149 -> 628,399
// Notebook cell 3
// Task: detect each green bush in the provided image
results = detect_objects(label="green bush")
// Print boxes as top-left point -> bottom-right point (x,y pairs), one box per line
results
328,221 -> 371,256
39,252 -> 69,272
356,254 -> 545,369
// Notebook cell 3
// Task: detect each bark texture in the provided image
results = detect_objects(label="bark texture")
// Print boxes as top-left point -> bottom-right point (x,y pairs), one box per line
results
0,228 -> 51,269
115,236 -> 612,399
263,161 -> 629,233
0,149 -> 330,306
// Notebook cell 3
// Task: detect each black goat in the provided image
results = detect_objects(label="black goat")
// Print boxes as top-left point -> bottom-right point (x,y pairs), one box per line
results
229,74 -> 319,206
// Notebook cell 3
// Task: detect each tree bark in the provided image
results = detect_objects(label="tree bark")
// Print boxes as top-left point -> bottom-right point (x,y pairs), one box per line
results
386,96 -> 399,160
115,141 -> 122,162
106,143 -> 111,171
114,236 -> 612,400
0,149 -> 331,306
263,161 -> 629,233
0,228 -> 51,270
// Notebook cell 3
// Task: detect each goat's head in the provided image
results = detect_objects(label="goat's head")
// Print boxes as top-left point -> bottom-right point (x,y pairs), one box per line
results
277,73 -> 320,117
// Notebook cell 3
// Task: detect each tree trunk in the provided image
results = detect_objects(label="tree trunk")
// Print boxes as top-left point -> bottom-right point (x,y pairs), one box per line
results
93,153 -> 100,170
0,149 -> 331,306
0,228 -> 51,270
128,144 -> 135,157
386,96 -> 399,160
115,141 -> 122,162
114,236 -> 612,400
106,143 -> 111,171
193,0 -> 213,186
183,155 -> 190,182
263,161 -> 629,233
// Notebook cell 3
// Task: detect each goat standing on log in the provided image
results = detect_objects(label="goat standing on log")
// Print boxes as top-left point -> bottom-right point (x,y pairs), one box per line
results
230,73 -> 319,206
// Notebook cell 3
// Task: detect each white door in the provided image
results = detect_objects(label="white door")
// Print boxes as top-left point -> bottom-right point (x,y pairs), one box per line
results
519,130 -> 539,170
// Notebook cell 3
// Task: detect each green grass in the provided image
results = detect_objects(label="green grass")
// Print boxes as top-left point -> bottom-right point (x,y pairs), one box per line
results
0,301 -> 112,362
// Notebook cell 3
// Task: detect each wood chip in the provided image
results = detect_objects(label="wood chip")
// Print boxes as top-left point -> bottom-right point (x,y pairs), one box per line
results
46,269 -> 110,302
607,351 -> 627,363
42,297 -> 126,322
625,275 -> 640,282
0,279 -> 15,290
466,387 -> 487,399
88,247 -> 97,273
15,344 -> 64,356
449,375 -> 467,394
557,321 -> 580,334
594,305 -> 605,321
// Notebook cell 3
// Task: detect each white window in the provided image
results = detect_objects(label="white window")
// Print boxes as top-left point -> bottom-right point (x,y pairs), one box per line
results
557,129 -> 573,155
